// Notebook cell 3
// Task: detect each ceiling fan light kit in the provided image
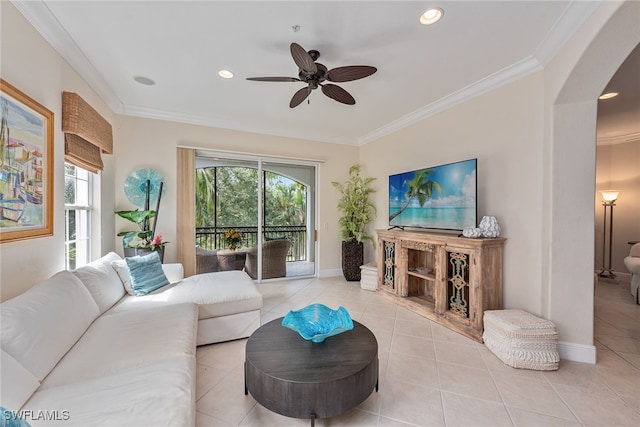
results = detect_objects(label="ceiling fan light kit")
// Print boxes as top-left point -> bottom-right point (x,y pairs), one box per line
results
247,42 -> 377,108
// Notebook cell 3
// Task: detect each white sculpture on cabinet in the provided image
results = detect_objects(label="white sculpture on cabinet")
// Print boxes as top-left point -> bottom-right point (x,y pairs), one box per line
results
479,216 -> 501,238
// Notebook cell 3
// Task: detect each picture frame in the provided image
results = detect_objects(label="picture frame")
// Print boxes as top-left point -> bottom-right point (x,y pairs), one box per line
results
1,79 -> 54,243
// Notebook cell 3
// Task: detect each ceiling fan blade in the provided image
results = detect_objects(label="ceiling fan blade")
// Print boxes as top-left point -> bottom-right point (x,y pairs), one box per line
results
327,66 -> 377,82
321,84 -> 355,105
290,43 -> 317,74
290,87 -> 311,108
246,77 -> 301,82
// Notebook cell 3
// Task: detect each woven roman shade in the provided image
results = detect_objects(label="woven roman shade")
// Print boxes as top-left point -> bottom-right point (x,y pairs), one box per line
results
62,91 -> 113,172
64,133 -> 103,173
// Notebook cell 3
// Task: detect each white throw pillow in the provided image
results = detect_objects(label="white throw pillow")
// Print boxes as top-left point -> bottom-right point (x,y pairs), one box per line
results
111,259 -> 135,295
0,271 -> 100,381
72,252 -> 125,313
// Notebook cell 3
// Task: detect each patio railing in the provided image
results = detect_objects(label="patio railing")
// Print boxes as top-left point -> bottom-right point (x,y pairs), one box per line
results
195,225 -> 307,262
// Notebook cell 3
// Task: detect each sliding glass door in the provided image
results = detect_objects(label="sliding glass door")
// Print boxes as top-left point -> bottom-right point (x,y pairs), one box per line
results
194,153 -> 316,281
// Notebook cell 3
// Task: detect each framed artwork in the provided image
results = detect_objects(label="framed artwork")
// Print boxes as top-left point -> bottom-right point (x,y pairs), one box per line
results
0,79 -> 54,243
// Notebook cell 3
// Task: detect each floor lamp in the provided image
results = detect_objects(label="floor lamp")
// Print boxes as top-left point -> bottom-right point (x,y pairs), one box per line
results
599,190 -> 620,279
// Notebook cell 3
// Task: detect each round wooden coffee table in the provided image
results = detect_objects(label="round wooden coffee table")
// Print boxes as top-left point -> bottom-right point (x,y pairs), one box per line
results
245,318 -> 378,425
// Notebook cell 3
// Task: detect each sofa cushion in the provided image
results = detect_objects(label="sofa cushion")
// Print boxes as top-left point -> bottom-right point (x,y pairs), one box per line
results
24,355 -> 195,427
72,252 -> 125,313
109,271 -> 263,320
39,303 -> 198,390
179,271 -> 263,319
125,252 -> 170,296
0,271 -> 100,381
0,349 -> 40,411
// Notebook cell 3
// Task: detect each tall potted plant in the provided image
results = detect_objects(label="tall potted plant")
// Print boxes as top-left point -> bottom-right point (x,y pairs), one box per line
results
332,164 -> 376,281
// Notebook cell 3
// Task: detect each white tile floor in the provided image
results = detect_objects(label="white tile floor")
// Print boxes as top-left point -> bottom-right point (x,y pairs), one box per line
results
195,276 -> 640,426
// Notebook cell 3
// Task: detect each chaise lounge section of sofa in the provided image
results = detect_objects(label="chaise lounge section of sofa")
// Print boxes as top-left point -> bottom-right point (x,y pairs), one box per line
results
0,252 -> 263,426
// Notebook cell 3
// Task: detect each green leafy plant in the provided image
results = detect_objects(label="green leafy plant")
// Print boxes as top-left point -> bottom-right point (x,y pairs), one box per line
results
115,209 -> 156,248
332,164 -> 377,243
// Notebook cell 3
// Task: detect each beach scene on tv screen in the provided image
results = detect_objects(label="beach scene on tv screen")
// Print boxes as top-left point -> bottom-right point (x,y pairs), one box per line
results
389,159 -> 476,230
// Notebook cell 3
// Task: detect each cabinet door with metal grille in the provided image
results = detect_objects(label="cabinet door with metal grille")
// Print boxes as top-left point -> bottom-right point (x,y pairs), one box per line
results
378,236 -> 398,295
443,247 -> 477,328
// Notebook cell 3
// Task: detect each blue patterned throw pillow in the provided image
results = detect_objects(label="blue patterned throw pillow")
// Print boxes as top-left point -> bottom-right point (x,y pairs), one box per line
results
125,252 -> 170,296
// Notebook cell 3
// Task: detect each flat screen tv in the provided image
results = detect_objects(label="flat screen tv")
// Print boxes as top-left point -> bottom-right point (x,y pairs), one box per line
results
388,158 -> 477,231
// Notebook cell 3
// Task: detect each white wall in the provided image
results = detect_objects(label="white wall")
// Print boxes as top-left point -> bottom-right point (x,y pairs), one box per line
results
0,2 -> 115,301
113,115 -> 358,276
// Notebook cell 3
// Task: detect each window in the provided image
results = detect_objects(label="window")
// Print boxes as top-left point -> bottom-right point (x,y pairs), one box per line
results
195,166 -> 308,257
64,163 -> 91,269
192,158 -> 316,279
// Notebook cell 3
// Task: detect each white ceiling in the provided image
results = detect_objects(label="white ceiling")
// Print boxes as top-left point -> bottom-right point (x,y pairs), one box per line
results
13,0 -> 636,146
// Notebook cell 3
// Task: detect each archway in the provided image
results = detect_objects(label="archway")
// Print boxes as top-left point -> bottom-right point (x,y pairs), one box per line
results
545,0 -> 640,363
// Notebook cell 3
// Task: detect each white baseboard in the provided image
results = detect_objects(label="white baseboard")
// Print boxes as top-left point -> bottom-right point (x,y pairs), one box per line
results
558,341 -> 596,364
319,268 -> 342,278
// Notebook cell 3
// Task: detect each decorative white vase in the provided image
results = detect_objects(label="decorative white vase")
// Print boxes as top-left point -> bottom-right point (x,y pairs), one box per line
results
479,216 -> 501,238
462,227 -> 483,238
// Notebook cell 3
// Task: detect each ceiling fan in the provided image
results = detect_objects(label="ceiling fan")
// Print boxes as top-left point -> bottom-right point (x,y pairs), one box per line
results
246,43 -> 377,108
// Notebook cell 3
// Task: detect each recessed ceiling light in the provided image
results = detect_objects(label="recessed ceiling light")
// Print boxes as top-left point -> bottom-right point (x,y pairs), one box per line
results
133,75 -> 155,86
420,7 -> 443,25
218,70 -> 234,79
598,92 -> 619,100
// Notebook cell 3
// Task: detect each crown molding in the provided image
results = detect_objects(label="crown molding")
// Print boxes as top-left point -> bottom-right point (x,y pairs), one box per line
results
359,55 -> 543,146
10,0 -> 121,112
534,0 -> 600,66
358,1 -> 600,146
14,0 -> 598,148
597,132 -> 640,146
122,104 -> 356,146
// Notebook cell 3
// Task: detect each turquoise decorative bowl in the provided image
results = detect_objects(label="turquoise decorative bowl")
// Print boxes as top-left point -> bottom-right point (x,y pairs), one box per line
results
281,304 -> 354,343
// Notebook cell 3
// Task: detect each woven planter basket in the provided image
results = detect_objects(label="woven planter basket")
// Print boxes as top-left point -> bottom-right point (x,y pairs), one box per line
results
342,241 -> 364,281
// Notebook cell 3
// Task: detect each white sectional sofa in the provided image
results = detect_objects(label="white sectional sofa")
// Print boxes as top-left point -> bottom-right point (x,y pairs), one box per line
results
0,252 -> 263,426
624,242 -> 640,304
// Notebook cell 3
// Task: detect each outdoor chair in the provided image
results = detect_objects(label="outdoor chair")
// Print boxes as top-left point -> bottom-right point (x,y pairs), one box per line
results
196,246 -> 219,274
244,239 -> 291,279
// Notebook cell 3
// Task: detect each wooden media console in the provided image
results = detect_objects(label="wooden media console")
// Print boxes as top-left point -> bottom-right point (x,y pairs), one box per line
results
377,229 -> 505,342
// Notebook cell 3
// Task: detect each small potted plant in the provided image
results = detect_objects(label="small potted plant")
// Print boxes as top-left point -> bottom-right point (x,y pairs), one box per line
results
116,208 -> 168,262
332,164 -> 376,281
223,228 -> 243,251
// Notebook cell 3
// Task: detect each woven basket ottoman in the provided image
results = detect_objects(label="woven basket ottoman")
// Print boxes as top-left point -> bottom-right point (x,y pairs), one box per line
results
483,309 -> 559,370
